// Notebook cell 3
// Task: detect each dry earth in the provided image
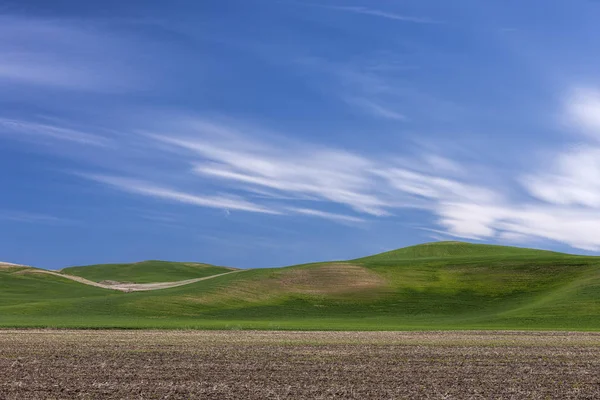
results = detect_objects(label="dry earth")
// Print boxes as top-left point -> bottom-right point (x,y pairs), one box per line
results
1,330 -> 599,399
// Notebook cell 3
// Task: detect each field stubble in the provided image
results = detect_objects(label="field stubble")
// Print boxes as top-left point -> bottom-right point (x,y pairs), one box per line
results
0,330 -> 599,399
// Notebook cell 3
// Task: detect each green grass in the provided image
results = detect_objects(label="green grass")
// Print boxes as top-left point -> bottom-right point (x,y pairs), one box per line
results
2,241 -> 600,330
355,241 -> 564,262
61,260 -> 235,283
0,268 -> 119,309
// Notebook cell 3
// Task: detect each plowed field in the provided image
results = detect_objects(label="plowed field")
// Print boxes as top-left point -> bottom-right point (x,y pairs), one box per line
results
1,330 -> 599,399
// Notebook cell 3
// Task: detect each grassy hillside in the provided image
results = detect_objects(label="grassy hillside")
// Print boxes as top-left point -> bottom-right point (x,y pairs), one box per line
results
61,260 -> 235,283
1,241 -> 600,330
0,267 -> 117,310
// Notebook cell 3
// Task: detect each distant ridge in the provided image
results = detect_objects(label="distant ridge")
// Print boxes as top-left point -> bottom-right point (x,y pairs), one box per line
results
354,241 -> 565,262
0,261 -> 30,269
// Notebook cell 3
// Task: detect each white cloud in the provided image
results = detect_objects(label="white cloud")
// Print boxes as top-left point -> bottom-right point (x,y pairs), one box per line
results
439,202 -> 600,252
375,167 -> 498,208
0,118 -> 109,146
22,88 -> 600,252
435,202 -> 501,239
137,119 -> 517,236
322,5 -> 437,24
151,127 -> 391,216
433,86 -> 600,251
496,206 -> 600,251
287,207 -> 365,224
422,155 -> 464,175
496,231 -> 530,243
0,15 -> 144,92
298,57 -> 412,121
0,210 -> 64,224
566,88 -> 600,136
343,97 -> 407,121
523,146 -> 600,207
83,174 -> 281,215
520,89 -> 600,209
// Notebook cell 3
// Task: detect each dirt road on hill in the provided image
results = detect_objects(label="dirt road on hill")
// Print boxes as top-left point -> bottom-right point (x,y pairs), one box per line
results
18,269 -> 242,292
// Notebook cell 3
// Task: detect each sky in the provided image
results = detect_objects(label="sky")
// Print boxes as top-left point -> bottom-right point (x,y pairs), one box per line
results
3,0 -> 600,269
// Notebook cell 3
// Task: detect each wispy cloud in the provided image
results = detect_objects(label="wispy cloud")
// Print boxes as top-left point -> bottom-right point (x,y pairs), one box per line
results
12,85 -> 600,251
83,174 -> 282,215
62,116 -> 474,225
298,56 -> 415,122
0,117 -> 110,146
287,207 -> 365,224
523,146 -> 600,207
120,93 -> 600,251
343,97 -> 407,121
0,210 -> 64,224
0,14 -> 145,92
319,5 -> 437,24
429,87 -> 600,251
436,202 -> 600,251
82,171 -> 366,223
523,89 -> 600,208
565,88 -> 600,137
146,121 -> 513,236
375,168 -> 496,204
148,125 -> 391,216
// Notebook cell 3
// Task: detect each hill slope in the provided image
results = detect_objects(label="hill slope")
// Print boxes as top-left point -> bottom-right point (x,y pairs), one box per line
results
61,260 -> 236,283
0,266 -> 117,311
1,241 -> 600,330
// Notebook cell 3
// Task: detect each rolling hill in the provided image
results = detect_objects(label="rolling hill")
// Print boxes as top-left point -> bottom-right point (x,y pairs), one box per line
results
1,241 -> 600,330
0,265 -> 114,310
61,260 -> 236,283
354,241 -> 564,262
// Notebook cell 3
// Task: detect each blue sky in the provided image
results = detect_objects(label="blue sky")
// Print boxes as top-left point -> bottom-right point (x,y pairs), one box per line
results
3,0 -> 600,269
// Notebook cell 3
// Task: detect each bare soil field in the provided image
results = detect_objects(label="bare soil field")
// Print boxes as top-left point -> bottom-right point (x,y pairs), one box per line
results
1,330 -> 599,399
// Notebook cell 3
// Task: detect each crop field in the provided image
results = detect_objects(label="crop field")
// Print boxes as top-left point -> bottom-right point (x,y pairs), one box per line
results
1,330 -> 600,399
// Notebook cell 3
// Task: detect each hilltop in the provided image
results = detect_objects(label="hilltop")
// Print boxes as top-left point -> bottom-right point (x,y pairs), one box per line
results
61,260 -> 237,284
355,241 -> 564,262
1,241 -> 600,330
0,261 -> 30,269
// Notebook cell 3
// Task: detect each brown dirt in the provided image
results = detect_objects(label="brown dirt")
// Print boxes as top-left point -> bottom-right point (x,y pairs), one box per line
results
178,264 -> 390,306
279,264 -> 388,295
1,330 -> 599,399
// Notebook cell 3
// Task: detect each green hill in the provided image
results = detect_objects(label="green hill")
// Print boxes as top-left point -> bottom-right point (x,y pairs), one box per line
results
1,241 -> 600,330
355,241 -> 564,262
0,267 -> 115,311
61,260 -> 236,283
